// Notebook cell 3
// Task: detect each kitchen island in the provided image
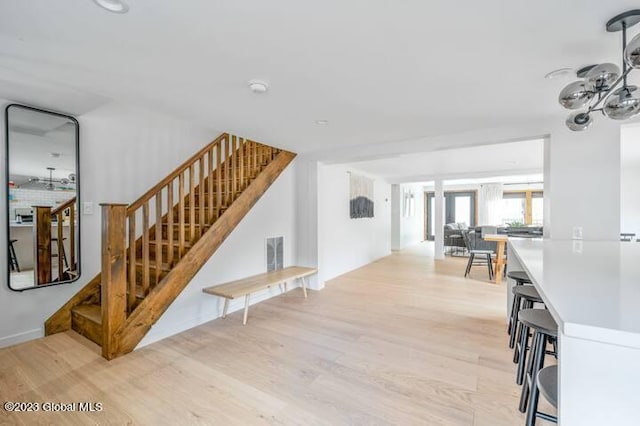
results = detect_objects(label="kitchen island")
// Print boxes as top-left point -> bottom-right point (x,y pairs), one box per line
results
507,238 -> 640,426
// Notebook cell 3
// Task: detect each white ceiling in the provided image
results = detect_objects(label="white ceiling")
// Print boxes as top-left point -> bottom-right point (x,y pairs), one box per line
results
350,139 -> 544,183
8,107 -> 77,180
0,1 -> 638,153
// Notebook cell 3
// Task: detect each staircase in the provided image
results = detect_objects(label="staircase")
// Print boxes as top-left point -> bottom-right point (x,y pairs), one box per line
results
45,134 -> 296,359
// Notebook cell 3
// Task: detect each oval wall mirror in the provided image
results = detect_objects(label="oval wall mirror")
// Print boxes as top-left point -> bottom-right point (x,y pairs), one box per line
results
6,104 -> 80,291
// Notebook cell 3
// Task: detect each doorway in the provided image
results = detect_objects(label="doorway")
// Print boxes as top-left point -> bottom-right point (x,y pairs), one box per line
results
424,191 -> 477,240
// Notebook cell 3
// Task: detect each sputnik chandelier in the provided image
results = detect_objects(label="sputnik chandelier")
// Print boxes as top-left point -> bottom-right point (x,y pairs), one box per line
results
560,10 -> 640,131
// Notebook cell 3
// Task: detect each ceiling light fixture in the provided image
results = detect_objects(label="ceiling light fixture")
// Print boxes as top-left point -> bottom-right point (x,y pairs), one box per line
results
559,10 -> 640,131
248,80 -> 269,94
93,0 -> 129,14
315,120 -> 329,125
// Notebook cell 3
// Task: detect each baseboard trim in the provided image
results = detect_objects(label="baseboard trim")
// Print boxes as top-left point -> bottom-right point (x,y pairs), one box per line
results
0,328 -> 43,349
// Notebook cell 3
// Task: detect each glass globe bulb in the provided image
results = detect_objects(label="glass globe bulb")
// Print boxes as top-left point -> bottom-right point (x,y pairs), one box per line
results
603,86 -> 640,120
625,33 -> 640,69
558,81 -> 594,110
585,63 -> 620,90
566,111 -> 593,131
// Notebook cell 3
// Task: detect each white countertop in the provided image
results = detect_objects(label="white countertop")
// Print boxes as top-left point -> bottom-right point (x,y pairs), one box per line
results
510,238 -> 640,349
9,221 -> 71,228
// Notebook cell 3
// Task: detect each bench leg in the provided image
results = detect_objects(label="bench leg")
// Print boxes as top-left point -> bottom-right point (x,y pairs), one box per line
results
222,298 -> 229,319
301,277 -> 308,299
243,294 -> 250,325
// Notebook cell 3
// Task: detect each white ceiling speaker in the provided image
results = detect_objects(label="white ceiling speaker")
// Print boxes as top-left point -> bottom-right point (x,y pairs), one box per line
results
93,0 -> 129,14
248,80 -> 269,94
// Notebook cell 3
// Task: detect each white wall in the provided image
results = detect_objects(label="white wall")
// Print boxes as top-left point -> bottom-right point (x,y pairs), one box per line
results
294,156 -> 319,289
317,163 -> 391,286
139,162 -> 297,346
621,125 -> 640,237
545,120 -> 620,240
391,184 -> 401,249
391,183 -> 424,250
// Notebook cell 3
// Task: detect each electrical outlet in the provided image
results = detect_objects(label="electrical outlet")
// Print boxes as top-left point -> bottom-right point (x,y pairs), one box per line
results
83,202 -> 94,215
572,226 -> 583,240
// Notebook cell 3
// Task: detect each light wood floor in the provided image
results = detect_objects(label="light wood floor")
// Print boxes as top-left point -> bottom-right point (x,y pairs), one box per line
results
0,244 -> 555,425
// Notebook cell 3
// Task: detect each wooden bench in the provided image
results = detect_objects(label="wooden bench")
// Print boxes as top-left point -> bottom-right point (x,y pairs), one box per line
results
202,266 -> 317,325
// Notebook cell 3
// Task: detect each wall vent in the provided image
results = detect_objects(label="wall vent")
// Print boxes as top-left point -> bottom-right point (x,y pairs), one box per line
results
266,236 -> 284,272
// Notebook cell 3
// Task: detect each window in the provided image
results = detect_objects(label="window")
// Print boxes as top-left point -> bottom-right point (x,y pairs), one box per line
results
502,190 -> 543,226
425,191 -> 477,240
502,193 -> 525,225
531,192 -> 543,225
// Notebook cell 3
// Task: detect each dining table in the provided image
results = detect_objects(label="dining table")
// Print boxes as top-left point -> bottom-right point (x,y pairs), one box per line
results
483,233 -> 508,284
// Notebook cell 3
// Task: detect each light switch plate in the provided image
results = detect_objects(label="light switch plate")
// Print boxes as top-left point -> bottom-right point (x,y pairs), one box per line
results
83,202 -> 94,215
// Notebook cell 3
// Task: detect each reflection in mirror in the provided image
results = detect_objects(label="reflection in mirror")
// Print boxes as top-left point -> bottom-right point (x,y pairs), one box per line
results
6,104 -> 80,290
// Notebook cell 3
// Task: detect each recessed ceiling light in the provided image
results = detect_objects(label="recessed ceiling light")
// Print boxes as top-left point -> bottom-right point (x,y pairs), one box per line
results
544,68 -> 574,79
315,120 -> 329,125
93,0 -> 129,14
248,80 -> 269,93
50,152 -> 61,158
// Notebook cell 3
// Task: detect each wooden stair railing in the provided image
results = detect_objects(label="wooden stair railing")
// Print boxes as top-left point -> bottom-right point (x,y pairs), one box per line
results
45,133 -> 296,360
51,197 -> 77,278
33,197 -> 77,284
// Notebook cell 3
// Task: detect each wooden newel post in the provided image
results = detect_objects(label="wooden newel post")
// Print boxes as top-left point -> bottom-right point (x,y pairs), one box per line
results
34,206 -> 52,285
101,203 -> 128,360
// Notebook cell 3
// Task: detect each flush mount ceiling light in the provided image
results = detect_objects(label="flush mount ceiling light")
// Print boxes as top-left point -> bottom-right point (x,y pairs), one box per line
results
559,10 -> 640,131
315,120 -> 329,125
248,80 -> 269,94
93,0 -> 129,14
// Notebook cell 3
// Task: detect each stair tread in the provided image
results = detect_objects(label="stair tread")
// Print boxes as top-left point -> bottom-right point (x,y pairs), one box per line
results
72,303 -> 101,324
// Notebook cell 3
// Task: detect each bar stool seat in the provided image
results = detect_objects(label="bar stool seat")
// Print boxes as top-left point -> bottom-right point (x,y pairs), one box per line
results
509,285 -> 543,350
538,365 -> 558,409
519,309 -> 557,338
532,366 -> 559,424
508,270 -> 532,284
513,285 -> 542,303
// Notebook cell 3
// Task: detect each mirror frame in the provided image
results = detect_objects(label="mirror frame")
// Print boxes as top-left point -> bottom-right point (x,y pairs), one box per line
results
5,104 -> 81,291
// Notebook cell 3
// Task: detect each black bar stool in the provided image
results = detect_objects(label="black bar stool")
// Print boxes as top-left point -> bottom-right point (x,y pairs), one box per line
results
508,270 -> 532,285
507,271 -> 532,338
517,308 -> 558,424
511,285 -> 543,359
531,365 -> 558,424
8,239 -> 20,272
